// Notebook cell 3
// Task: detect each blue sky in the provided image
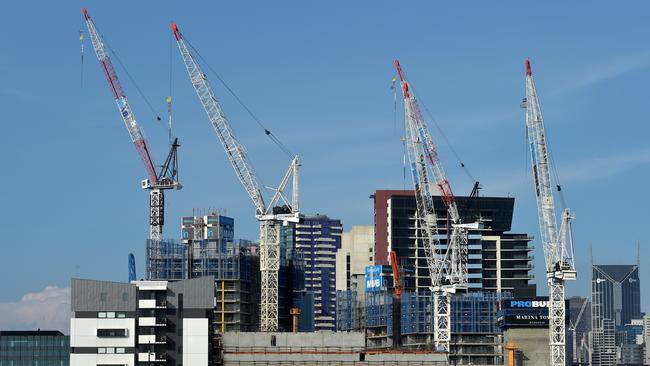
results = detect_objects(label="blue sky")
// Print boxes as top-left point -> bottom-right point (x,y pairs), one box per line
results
1,1 -> 649,319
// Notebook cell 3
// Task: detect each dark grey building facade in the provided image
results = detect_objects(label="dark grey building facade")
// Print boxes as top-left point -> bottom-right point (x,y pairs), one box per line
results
373,191 -> 536,297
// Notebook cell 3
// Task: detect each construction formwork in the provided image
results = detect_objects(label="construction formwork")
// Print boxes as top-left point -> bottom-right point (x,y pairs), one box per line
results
146,239 -> 187,280
400,291 -> 434,349
365,291 -> 394,349
146,238 -> 260,332
336,290 -> 362,331
452,292 -> 509,333
399,291 -> 510,363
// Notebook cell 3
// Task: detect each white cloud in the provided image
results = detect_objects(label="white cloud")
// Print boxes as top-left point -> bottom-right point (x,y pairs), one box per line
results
483,148 -> 650,196
0,286 -> 71,334
559,149 -> 650,183
556,52 -> 650,94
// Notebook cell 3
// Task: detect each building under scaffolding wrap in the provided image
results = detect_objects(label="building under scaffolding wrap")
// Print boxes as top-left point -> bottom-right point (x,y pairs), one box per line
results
146,213 -> 260,331
336,289 -> 510,364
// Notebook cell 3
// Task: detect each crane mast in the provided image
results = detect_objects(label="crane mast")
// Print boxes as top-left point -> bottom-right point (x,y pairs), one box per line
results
394,60 -> 475,352
523,59 -> 576,366
83,9 -> 181,241
171,23 -> 300,332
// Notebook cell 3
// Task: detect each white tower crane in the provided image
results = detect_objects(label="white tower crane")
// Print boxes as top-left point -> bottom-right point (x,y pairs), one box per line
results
171,23 -> 300,332
394,60 -> 478,352
523,59 -> 576,366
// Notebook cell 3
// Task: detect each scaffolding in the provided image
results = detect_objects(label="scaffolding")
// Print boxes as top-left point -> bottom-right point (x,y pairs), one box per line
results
337,290 -> 362,331
146,236 -> 260,332
365,291 -> 394,349
146,239 -> 187,280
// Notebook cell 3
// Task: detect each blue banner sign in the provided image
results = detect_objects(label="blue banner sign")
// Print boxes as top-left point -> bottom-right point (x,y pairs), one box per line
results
365,265 -> 383,292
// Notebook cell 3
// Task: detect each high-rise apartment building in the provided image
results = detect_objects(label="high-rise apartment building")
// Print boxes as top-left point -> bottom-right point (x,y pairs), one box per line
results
372,190 -> 536,297
0,330 -> 69,366
70,277 -> 215,366
591,264 -> 640,366
295,214 -> 342,331
336,225 -> 374,292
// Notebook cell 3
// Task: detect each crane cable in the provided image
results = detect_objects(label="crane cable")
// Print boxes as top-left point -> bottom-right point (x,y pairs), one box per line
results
547,133 -> 568,210
392,77 -> 407,189
91,22 -> 163,123
182,37 -> 295,159
409,83 -> 477,184
80,29 -> 84,88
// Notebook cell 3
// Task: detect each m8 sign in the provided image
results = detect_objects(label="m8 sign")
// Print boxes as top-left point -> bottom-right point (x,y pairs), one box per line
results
365,265 -> 384,292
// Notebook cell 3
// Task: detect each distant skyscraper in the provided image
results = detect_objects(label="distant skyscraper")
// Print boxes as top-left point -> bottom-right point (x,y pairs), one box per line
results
567,296 -> 591,365
591,264 -> 641,366
592,265 -> 641,328
295,214 -> 342,331
372,190 -> 536,297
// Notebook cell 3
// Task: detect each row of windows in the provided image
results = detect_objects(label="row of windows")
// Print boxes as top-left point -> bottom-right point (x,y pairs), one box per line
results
98,347 -> 126,354
98,312 -> 127,318
0,337 -> 69,348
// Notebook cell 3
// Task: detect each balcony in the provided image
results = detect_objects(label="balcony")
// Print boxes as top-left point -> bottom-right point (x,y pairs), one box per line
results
138,352 -> 166,362
138,335 -> 167,344
138,299 -> 167,309
138,317 -> 166,327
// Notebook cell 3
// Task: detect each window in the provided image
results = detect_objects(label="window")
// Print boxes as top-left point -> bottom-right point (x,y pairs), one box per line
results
369,248 -> 373,252
98,347 -> 106,354
97,329 -> 127,337
116,347 -> 125,354
106,312 -> 115,318
106,347 -> 115,354
117,312 -> 126,318
98,312 -> 106,318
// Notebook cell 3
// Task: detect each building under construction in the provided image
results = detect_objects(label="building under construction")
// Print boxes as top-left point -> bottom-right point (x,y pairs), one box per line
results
146,213 -> 260,331
337,288 -> 509,365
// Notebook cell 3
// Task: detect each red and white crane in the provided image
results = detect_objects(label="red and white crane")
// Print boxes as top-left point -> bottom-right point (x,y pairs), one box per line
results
523,59 -> 576,366
83,9 -> 181,241
171,23 -> 300,332
394,60 -> 478,352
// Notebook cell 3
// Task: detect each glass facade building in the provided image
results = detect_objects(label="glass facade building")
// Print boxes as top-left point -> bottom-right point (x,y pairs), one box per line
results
591,264 -> 641,366
372,191 -> 536,297
0,331 -> 69,366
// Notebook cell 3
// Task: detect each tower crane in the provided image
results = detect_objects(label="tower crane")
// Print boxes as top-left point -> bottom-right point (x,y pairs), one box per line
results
83,9 -> 181,241
394,60 -> 478,352
522,59 -> 576,366
171,23 -> 300,332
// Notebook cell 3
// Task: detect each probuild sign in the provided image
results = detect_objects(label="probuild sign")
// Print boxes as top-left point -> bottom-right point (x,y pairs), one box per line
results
497,298 -> 550,328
